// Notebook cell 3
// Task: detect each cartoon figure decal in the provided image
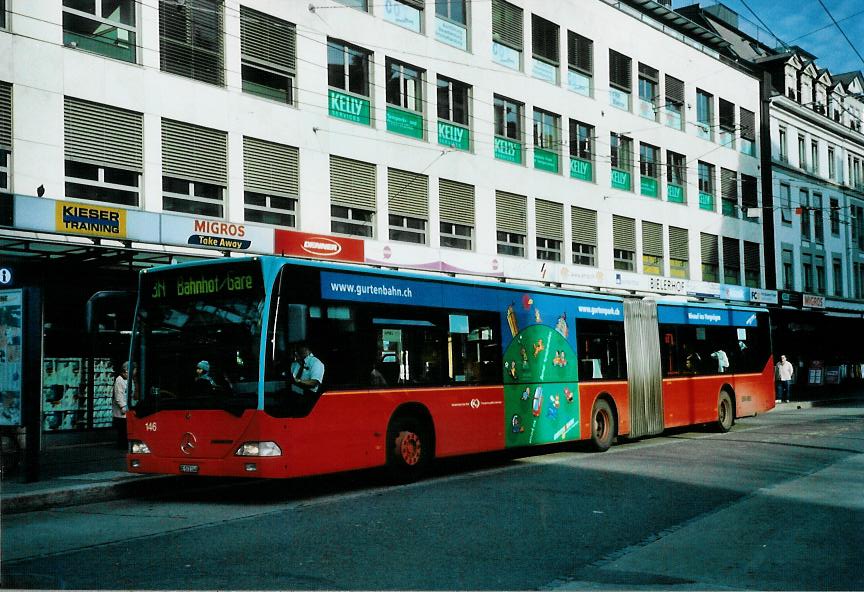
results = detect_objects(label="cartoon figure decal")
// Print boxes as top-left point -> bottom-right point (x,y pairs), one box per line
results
532,387 -> 543,417
555,313 -> 568,338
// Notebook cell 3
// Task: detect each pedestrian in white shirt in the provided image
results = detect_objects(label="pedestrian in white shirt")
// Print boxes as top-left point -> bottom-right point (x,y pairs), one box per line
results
113,362 -> 129,448
775,354 -> 794,403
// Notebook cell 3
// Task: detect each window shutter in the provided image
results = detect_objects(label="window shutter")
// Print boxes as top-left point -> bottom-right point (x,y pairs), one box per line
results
665,75 -> 684,105
399,0 -> 425,9
531,14 -> 559,63
642,221 -> 663,257
0,81 -> 10,148
492,0 -> 523,51
744,241 -> 760,274
65,97 -> 143,171
439,179 -> 474,226
162,119 -> 227,185
720,168 -> 738,199
719,98 -> 735,130
613,215 -> 636,251
571,206 -> 597,246
388,168 -> 428,218
740,108 -> 756,140
723,237 -> 740,267
159,0 -> 225,86
330,155 -> 376,210
638,63 -> 658,82
535,199 -> 563,240
496,190 -> 527,234
609,50 -> 632,91
240,5 -> 296,73
567,31 -> 592,74
243,136 -> 299,197
741,174 -> 758,209
701,233 -> 719,265
669,226 -> 689,260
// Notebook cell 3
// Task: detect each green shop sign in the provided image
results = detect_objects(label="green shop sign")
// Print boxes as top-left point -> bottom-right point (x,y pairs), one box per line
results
640,176 -> 659,198
386,106 -> 424,139
668,184 -> 685,203
699,192 -> 715,210
570,158 -> 592,181
534,148 -> 559,173
495,137 -> 522,164
437,121 -> 470,151
611,169 -> 632,191
328,89 -> 371,126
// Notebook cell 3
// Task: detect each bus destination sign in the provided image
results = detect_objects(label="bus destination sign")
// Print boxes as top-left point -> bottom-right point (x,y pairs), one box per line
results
144,263 -> 262,302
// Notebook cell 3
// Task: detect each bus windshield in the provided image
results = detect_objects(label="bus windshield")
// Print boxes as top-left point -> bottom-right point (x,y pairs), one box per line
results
131,261 -> 265,417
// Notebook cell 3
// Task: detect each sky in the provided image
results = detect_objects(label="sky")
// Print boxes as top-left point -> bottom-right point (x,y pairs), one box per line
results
673,0 -> 864,75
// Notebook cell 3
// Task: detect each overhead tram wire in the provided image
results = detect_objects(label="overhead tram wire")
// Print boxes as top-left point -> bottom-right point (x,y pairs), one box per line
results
815,0 -> 864,69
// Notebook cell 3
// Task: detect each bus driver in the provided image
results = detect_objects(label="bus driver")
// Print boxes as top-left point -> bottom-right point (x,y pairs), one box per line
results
290,342 -> 325,395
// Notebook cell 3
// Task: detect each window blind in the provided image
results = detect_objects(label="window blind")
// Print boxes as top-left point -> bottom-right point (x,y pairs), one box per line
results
531,14 -> 559,63
665,75 -> 684,104
744,241 -> 760,273
388,167 -> 428,218
669,226 -> 688,260
330,155 -> 376,210
567,31 -> 592,74
439,179 -> 474,226
571,206 -> 597,246
162,118 -> 227,185
642,221 -> 663,257
609,49 -> 632,91
723,237 -> 740,267
613,215 -> 636,251
535,198 -> 563,240
240,5 -> 296,73
720,168 -> 738,199
740,108 -> 756,141
64,97 -> 143,171
243,136 -> 299,196
0,81 -> 10,148
719,98 -> 735,131
701,233 -> 719,265
496,190 -> 527,234
492,0 -> 523,51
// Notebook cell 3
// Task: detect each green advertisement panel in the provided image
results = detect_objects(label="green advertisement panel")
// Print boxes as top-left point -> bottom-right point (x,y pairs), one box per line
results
504,324 -> 581,447
699,192 -> 715,211
570,158 -> 593,181
534,148 -> 559,173
386,107 -> 424,139
641,176 -> 659,198
495,137 -> 522,164
667,184 -> 685,203
611,168 -> 631,191
437,121 -> 470,150
328,89 -> 371,126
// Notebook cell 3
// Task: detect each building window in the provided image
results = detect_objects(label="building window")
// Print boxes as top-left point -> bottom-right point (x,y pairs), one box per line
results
741,174 -> 758,220
383,0 -> 424,33
720,168 -> 738,218
159,0 -> 224,86
800,188 -> 811,240
608,50 -> 632,111
740,107 -> 756,156
491,0 -> 523,71
639,143 -> 660,198
701,233 -> 719,283
666,151 -> 686,203
162,177 -> 223,217
334,0 -> 368,10
698,161 -> 715,211
723,237 -> 740,285
386,58 -> 424,113
64,97 -> 142,207
778,126 -> 787,162
494,95 -> 523,164
0,81 -> 11,193
669,226 -> 689,279
437,76 -> 470,126
569,120 -> 594,181
744,241 -> 760,288
330,155 -> 376,237
802,253 -> 813,293
436,0 -> 466,24
531,14 -> 559,84
63,0 -> 137,63
610,133 -> 633,191
638,64 -> 658,121
388,168 -> 428,244
162,119 -> 226,216
815,255 -> 826,294
328,40 -> 371,97
567,31 -> 592,96
696,89 -> 713,141
780,183 -> 792,224
533,108 -> 560,172
240,6 -> 296,105
0,0 -> 6,30
332,205 -> 374,237
0,148 -> 9,193
811,140 -> 820,175
439,178 -> 474,250
665,75 -> 685,131
798,135 -> 807,170
642,221 -> 663,276
828,146 -> 836,180
243,137 -> 298,228
612,215 -> 636,272
535,199 -> 563,262
536,237 -> 561,261
718,98 -> 735,149
389,214 -> 427,244
813,193 -> 824,243
496,190 -> 526,257
571,206 -> 597,267
782,248 -> 794,290
830,197 -> 841,235
833,257 -> 843,297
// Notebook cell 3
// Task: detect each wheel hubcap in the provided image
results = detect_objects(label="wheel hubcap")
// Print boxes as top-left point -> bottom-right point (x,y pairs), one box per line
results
594,410 -> 608,440
399,431 -> 422,466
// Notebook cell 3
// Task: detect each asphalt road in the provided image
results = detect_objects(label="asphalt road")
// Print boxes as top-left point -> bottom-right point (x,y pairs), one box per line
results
3,403 -> 863,590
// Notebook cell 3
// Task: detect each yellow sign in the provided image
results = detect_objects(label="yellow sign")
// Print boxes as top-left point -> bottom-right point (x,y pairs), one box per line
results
55,201 -> 126,239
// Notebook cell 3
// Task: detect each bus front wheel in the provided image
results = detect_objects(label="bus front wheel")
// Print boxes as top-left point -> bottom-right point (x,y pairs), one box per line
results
589,398 -> 616,452
716,390 -> 734,433
387,415 -> 433,482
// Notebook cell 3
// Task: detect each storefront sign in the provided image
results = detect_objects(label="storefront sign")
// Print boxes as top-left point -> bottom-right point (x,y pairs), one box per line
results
567,70 -> 591,96
667,184 -> 684,203
699,192 -> 715,210
160,216 -> 274,253
386,107 -> 424,139
437,121 -> 470,151
779,290 -> 803,308
275,229 -> 364,263
382,0 -> 421,32
0,289 -> 22,426
803,294 -> 825,308
570,158 -> 592,181
492,42 -> 520,70
719,285 -> 749,302
749,288 -> 779,305
640,176 -> 658,198
328,89 -> 371,126
494,137 -> 522,164
55,201 -> 126,239
611,169 -> 631,191
435,17 -> 467,50
534,148 -> 559,173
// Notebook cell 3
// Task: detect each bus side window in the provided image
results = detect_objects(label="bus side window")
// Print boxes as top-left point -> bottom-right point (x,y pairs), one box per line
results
575,319 -> 627,381
447,312 -> 500,385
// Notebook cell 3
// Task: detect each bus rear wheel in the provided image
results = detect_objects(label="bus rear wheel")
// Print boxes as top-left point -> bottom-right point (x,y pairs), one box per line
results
716,390 -> 734,433
387,415 -> 433,482
589,398 -> 616,452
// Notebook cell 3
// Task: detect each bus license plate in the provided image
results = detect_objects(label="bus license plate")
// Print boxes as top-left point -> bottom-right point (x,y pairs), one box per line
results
180,464 -> 199,474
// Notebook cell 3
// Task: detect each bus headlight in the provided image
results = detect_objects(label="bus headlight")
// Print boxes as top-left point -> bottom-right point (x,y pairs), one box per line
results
234,441 -> 282,457
129,440 -> 151,454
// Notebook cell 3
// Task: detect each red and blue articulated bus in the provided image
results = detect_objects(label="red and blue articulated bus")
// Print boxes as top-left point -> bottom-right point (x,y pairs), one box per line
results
126,256 -> 775,480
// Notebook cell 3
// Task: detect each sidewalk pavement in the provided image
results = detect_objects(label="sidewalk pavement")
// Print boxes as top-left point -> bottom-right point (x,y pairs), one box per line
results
2,393 -> 863,515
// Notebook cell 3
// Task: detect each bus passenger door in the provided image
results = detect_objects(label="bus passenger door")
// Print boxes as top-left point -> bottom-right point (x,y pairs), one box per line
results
623,299 -> 664,438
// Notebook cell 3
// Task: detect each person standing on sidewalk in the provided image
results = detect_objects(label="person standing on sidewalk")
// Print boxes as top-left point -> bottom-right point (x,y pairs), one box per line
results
775,354 -> 794,403
113,361 -> 129,448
